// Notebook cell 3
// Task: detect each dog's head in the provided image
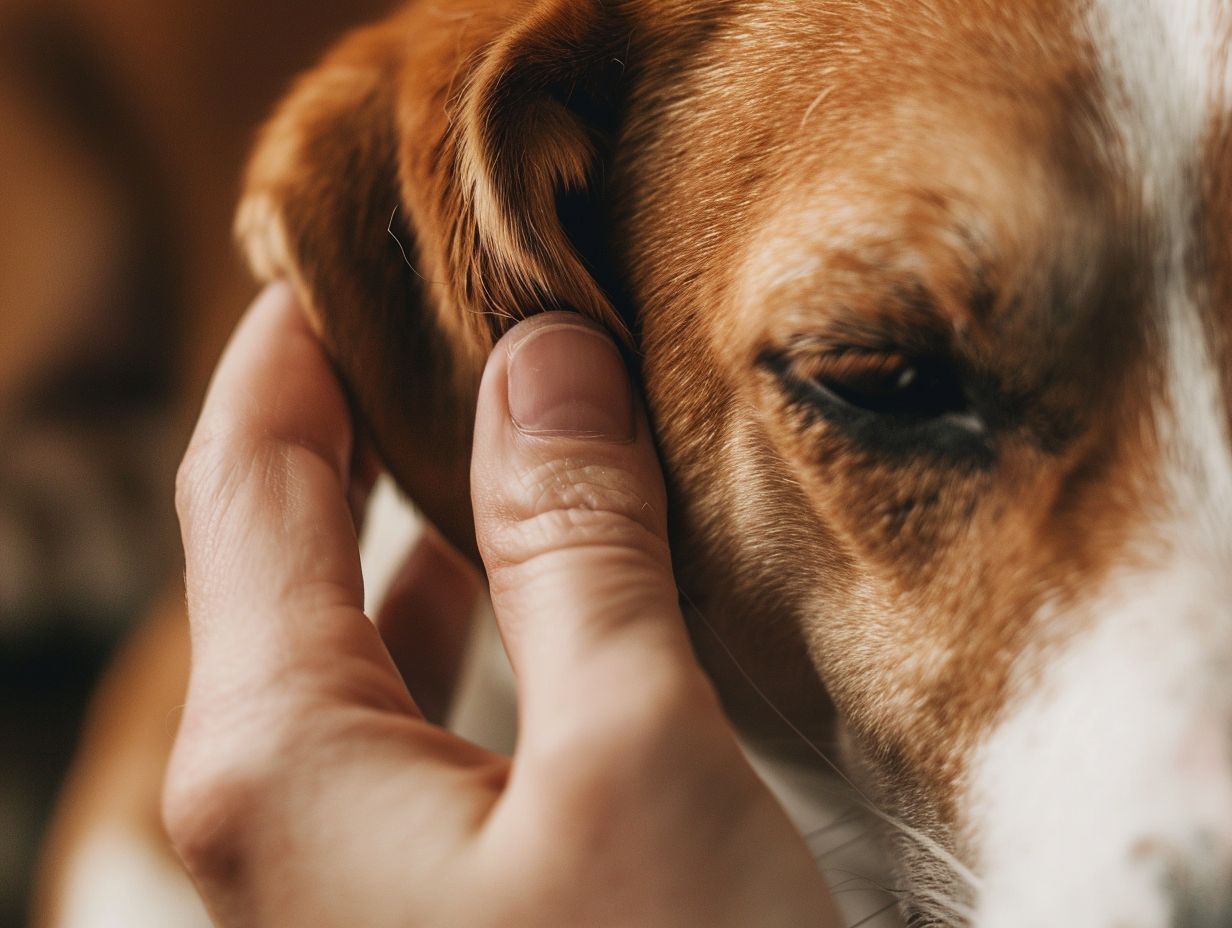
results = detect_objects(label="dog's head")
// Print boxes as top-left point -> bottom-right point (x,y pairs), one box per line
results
238,1 -> 1232,923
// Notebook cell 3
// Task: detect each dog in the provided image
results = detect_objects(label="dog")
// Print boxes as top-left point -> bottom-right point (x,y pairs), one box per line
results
41,0 -> 1232,925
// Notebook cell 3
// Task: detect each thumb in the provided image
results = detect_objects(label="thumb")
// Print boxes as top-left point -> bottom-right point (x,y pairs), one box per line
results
470,312 -> 706,745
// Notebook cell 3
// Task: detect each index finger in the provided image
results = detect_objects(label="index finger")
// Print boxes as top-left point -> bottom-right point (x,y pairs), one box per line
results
176,282 -> 413,715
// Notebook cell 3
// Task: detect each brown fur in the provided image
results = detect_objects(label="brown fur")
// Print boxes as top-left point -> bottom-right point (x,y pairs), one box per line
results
234,0 -> 1198,912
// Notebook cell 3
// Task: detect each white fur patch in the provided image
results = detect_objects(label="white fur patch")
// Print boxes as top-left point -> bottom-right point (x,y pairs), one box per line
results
966,5 -> 1232,923
969,561 -> 1232,926
1087,0 -> 1230,181
1087,0 -> 1232,520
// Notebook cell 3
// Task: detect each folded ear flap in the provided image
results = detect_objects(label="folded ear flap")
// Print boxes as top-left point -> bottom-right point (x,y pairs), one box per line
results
236,1 -> 625,559
446,1 -> 626,341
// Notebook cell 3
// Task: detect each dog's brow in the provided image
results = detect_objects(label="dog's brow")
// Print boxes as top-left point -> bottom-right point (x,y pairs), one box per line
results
761,251 -> 998,352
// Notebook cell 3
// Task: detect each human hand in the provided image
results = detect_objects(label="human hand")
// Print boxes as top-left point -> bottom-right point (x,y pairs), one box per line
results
166,283 -> 838,927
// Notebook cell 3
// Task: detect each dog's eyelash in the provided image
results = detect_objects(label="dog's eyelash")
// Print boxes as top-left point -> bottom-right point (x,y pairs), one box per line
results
792,347 -> 973,422
758,346 -> 995,467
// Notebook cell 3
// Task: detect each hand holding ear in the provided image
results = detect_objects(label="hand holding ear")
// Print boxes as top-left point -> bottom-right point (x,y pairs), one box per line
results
166,284 -> 838,928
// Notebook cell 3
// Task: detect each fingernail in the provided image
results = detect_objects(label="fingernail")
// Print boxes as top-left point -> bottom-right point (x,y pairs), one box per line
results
507,320 -> 636,441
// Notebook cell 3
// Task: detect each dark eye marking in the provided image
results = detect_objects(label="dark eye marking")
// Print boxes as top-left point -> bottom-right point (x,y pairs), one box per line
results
759,344 -> 996,466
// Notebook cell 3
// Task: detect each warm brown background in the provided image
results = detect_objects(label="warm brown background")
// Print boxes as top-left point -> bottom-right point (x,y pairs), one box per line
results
0,2 -> 394,923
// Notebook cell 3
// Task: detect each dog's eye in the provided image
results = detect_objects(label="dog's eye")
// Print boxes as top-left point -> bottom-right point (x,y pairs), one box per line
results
764,344 -> 990,453
761,334 -> 1000,463
761,339 -> 997,463
801,348 -> 974,423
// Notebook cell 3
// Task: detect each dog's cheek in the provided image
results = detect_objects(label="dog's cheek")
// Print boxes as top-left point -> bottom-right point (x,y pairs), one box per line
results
763,409 -> 988,585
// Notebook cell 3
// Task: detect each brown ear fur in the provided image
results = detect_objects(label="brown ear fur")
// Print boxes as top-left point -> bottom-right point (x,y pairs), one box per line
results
236,0 -> 625,558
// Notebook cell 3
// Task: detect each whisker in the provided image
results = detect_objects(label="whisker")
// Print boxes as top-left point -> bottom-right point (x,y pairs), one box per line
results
678,589 -> 864,793
862,814 -> 980,899
813,831 -> 870,862
846,898 -> 902,928
678,588 -> 982,901
909,884 -> 977,923
832,877 -> 901,892
388,206 -> 445,285
745,734 -> 846,751
467,308 -> 520,324
824,869 -> 905,896
803,811 -> 862,841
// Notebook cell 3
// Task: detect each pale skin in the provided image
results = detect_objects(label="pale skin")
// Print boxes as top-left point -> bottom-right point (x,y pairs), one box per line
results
166,282 -> 839,927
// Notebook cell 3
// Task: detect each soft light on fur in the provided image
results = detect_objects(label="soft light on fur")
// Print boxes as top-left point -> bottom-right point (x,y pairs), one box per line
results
232,0 -> 1232,923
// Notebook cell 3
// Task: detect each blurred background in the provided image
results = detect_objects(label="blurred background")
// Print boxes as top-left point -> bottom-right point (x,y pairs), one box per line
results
0,1 -> 394,923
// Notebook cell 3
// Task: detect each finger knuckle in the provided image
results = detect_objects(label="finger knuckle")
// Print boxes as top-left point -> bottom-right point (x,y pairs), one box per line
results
483,457 -> 669,570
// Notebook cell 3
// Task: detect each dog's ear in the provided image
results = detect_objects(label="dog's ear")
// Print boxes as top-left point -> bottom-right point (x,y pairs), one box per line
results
236,1 -> 626,558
